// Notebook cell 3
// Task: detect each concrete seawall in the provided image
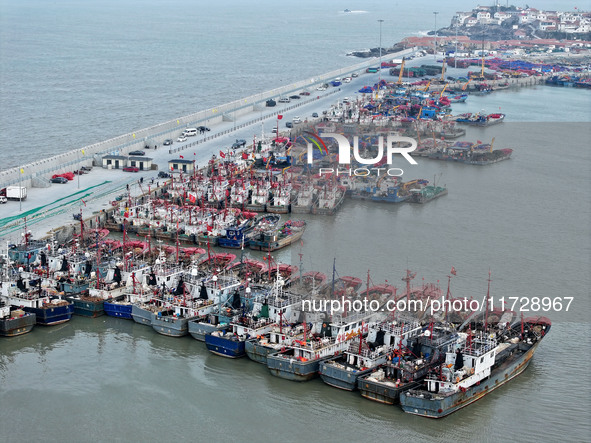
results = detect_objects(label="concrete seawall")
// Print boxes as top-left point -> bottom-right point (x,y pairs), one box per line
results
0,48 -> 417,191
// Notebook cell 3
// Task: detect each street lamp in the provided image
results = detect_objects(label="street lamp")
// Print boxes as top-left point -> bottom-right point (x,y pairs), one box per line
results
455,21 -> 458,68
433,12 -> 439,59
378,19 -> 384,97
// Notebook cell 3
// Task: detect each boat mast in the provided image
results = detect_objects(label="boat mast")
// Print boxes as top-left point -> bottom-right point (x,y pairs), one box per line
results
79,208 -> 84,247
445,274 -> 451,323
331,257 -> 336,299
96,236 -> 101,289
175,219 -> 180,264
484,271 -> 491,332
123,219 -> 127,272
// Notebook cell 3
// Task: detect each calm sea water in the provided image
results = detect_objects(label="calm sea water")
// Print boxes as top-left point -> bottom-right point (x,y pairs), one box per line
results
1,1 -> 590,442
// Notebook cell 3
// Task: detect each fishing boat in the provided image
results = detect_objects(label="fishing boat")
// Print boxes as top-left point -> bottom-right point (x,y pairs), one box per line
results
438,127 -> 466,139
2,271 -> 74,326
249,220 -> 306,252
219,214 -> 281,249
7,230 -> 48,266
245,322 -> 307,365
319,320 -> 423,391
267,184 -> 292,214
246,182 -> 271,212
205,313 -> 275,358
131,259 -> 184,326
400,316 -> 551,418
0,298 -> 36,336
312,185 -> 345,215
455,112 -> 505,126
291,183 -> 318,214
187,272 -> 242,341
409,185 -> 448,204
357,324 -> 463,404
209,277 -> 303,359
217,217 -> 257,249
151,274 -> 219,337
94,263 -> 152,318
445,94 -> 468,103
266,311 -> 376,382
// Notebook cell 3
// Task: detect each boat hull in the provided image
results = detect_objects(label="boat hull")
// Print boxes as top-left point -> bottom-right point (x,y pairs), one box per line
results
357,378 -> 421,404
131,305 -> 154,326
266,205 -> 290,214
205,334 -> 245,358
319,362 -> 374,391
290,205 -> 311,214
23,303 -> 74,326
188,320 -> 225,341
267,353 -> 331,381
67,297 -> 105,317
0,313 -> 36,336
245,204 -> 266,213
151,314 -> 194,337
249,229 -> 305,252
245,340 -> 284,365
103,299 -> 132,319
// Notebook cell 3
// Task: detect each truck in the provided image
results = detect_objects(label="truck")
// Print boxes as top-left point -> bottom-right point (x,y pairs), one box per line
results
6,186 -> 27,201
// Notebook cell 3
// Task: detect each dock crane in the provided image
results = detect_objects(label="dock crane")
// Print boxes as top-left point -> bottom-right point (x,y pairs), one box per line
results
396,57 -> 406,85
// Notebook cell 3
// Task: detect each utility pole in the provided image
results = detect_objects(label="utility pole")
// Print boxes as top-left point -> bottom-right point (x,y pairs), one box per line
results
433,12 -> 439,59
378,19 -> 384,98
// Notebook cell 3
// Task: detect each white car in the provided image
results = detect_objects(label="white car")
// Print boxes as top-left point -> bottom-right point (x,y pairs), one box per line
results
177,135 -> 187,142
278,97 -> 290,103
343,77 -> 351,83
0,196 -> 7,204
316,86 -> 327,91
272,127 -> 278,133
351,73 -> 359,78
293,116 -> 301,124
343,97 -> 350,103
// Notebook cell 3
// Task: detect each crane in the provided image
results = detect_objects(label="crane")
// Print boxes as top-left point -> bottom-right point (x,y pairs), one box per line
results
396,57 -> 406,85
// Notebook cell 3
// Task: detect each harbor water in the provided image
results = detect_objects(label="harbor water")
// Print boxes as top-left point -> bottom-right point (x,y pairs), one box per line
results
1,1 -> 590,442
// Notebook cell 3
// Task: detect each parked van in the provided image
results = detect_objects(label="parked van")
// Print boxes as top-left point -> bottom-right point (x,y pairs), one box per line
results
184,128 -> 197,136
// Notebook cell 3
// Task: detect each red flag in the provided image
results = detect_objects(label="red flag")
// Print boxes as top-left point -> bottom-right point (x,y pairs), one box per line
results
219,151 -> 226,158
180,155 -> 184,159
242,152 -> 248,160
277,115 -> 283,120
207,225 -> 213,232
81,199 -> 86,207
451,266 -> 457,276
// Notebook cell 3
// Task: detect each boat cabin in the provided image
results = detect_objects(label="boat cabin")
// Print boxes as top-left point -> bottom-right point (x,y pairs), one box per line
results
427,337 -> 497,394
